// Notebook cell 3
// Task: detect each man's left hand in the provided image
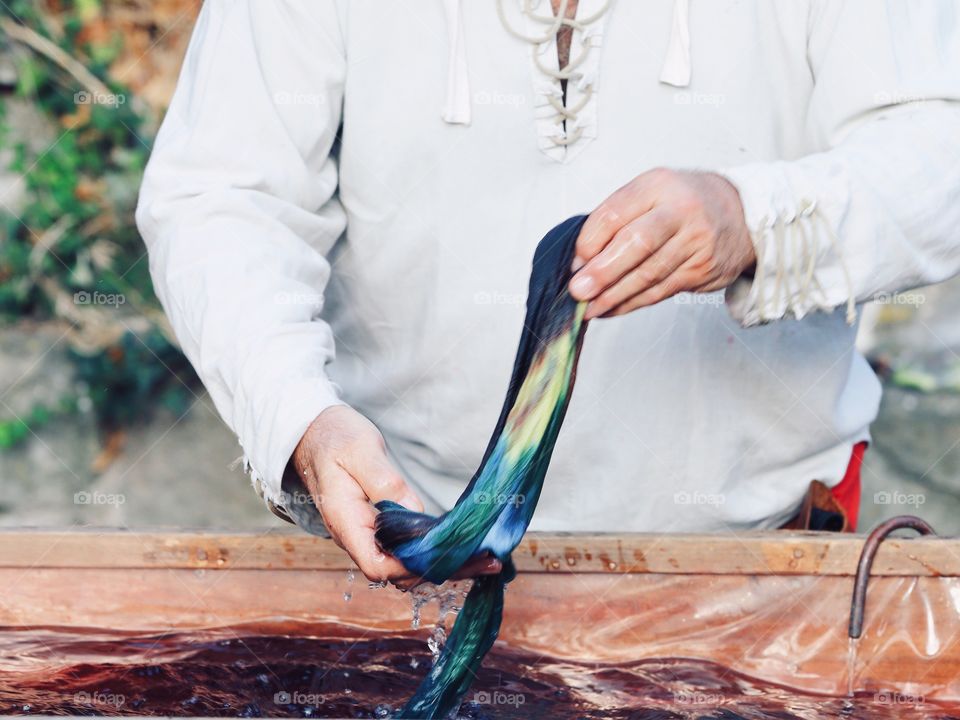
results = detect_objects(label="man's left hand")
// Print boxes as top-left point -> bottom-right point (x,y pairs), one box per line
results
569,169 -> 755,319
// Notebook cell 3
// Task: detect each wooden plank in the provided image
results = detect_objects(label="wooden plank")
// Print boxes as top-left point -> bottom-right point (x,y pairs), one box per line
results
0,529 -> 958,575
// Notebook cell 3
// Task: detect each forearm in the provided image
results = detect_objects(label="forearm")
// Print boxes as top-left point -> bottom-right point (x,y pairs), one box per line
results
136,0 -> 348,501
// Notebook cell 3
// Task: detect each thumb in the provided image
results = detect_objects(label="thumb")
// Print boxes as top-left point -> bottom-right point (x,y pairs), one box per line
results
348,444 -> 424,513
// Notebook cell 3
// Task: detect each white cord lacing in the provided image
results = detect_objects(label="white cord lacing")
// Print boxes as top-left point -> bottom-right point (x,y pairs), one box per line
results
496,0 -> 611,146
753,200 -> 856,325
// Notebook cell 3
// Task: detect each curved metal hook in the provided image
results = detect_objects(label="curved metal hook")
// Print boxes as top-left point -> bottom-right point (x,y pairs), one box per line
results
848,515 -> 936,639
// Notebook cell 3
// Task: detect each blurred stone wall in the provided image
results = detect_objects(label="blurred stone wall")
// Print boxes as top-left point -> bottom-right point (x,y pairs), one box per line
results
0,318 -> 282,531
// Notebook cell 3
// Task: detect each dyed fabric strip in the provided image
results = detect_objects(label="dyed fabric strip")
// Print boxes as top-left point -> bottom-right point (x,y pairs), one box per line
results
375,215 -> 590,718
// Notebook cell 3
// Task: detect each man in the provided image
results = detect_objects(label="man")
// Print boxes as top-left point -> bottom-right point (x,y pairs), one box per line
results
137,0 -> 960,586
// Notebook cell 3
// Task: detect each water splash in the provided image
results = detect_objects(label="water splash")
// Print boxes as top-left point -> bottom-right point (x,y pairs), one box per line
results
407,581 -> 466,657
410,589 -> 427,631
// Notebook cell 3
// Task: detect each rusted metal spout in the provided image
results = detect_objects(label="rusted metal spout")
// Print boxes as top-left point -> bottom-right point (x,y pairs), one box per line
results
848,515 -> 936,639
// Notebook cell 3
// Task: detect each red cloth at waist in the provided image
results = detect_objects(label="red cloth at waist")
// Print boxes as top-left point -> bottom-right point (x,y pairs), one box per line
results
830,441 -> 867,531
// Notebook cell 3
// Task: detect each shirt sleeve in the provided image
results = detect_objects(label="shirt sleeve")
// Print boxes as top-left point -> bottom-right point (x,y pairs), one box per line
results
721,0 -> 960,327
136,0 -> 347,509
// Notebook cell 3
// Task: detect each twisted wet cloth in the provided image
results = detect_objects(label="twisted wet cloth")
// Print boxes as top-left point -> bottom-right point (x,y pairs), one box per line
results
375,215 -> 590,718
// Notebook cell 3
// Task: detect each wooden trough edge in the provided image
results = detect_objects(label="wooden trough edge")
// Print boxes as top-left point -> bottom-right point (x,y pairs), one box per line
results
0,528 -> 958,576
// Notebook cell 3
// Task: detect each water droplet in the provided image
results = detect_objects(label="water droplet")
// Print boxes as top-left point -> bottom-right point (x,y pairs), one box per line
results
427,626 -> 447,662
343,591 -> 352,603
374,704 -> 392,718
411,603 -> 422,630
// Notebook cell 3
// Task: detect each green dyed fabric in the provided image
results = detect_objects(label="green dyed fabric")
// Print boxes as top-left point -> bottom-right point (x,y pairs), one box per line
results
375,215 -> 590,718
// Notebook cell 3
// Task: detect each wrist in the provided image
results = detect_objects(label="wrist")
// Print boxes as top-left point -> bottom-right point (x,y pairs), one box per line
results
293,404 -> 344,480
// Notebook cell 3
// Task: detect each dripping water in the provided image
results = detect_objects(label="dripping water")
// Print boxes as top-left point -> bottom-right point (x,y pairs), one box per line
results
343,568 -> 355,603
846,636 -> 860,697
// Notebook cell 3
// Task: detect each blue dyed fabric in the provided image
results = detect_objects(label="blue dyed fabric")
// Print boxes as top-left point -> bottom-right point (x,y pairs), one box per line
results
375,215 -> 589,718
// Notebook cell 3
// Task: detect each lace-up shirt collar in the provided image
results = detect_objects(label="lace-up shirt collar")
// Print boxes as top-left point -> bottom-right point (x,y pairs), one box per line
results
498,0 -> 611,162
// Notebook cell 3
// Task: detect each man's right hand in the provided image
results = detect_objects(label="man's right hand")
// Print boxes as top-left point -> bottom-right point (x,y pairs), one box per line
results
293,405 -> 502,588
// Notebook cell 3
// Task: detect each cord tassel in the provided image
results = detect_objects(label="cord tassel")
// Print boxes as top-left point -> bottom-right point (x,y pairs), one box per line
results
660,0 -> 692,87
441,0 -> 472,124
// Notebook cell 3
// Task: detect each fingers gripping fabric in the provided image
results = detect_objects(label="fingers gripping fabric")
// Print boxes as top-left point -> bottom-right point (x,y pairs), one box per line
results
374,215 -> 590,718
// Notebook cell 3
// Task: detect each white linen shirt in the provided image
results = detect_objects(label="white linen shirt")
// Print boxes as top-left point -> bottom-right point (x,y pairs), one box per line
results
137,0 -> 960,534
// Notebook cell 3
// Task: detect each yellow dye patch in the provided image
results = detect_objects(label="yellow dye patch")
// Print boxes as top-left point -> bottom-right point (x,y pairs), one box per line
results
502,302 -> 586,466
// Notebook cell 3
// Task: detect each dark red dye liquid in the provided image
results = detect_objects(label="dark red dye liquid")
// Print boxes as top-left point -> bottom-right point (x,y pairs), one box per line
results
1,630 -> 958,719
